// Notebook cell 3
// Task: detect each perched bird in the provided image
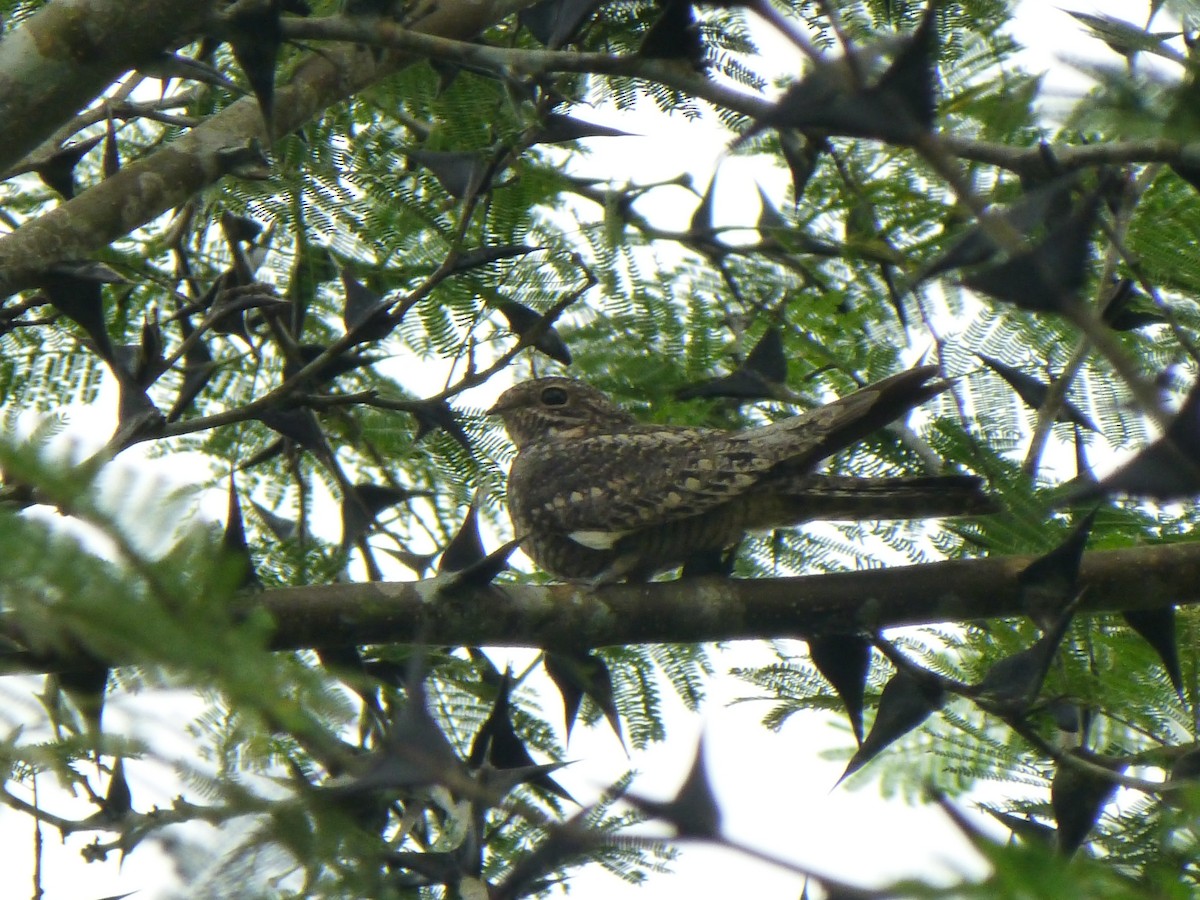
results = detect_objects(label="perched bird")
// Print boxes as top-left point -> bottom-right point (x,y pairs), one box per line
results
489,366 -> 991,583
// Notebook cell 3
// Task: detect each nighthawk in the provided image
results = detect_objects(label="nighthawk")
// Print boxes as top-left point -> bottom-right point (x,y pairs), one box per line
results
489,366 -> 990,583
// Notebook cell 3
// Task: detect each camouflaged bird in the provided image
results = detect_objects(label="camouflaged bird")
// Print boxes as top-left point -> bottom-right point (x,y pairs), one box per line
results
488,366 -> 991,583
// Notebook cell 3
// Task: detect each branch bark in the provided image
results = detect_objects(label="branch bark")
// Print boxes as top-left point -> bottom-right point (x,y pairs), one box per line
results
0,0 -> 535,297
254,542 -> 1200,650
0,0 -> 218,172
6,4 -> 1199,299
5,542 -> 1195,676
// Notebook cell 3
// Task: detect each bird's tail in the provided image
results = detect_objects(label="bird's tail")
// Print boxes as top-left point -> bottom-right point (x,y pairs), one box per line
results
763,473 -> 995,523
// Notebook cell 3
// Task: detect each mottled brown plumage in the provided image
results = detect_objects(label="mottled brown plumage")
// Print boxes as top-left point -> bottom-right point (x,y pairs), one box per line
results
489,366 -> 990,582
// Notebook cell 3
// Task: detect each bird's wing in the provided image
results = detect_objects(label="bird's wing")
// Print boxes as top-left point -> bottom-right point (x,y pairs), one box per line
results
730,364 -> 945,462
507,426 -> 778,539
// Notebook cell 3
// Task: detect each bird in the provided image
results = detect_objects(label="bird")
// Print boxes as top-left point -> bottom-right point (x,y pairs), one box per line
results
488,365 -> 992,583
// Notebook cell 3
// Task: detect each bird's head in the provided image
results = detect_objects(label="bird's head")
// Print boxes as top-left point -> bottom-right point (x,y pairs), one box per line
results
487,377 -> 636,448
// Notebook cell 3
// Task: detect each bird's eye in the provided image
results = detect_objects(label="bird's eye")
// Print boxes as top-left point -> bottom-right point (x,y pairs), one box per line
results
540,386 -> 569,407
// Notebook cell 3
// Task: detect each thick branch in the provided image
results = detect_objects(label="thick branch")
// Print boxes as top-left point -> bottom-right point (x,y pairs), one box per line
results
0,0 -> 218,172
251,542 -> 1200,651
0,0 -> 534,297
7,542 -> 1194,678
7,5 -> 1199,300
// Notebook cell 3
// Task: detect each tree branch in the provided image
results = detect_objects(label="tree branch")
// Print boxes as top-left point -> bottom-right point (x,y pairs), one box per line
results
281,16 -> 1200,181
257,542 -> 1200,650
0,0 -> 218,172
3,542 -> 1196,676
0,0 -> 537,298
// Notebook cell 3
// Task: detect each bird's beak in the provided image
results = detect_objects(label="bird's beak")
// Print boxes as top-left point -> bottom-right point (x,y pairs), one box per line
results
486,395 -> 514,416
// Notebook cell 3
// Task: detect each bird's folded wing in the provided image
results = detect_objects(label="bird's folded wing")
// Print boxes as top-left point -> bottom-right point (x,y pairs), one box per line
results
735,364 -> 946,460
508,427 -> 778,535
